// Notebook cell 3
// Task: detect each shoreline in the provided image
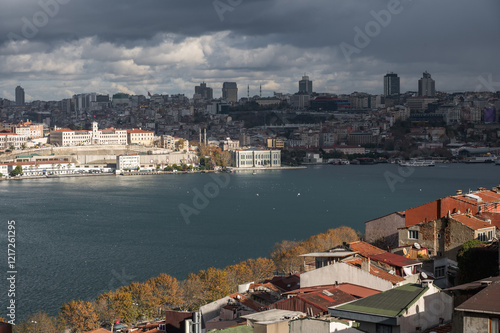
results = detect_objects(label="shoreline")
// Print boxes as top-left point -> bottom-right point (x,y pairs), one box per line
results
0,166 -> 307,181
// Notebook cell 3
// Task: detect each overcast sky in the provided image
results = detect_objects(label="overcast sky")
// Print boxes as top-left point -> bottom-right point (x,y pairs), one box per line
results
0,0 -> 499,102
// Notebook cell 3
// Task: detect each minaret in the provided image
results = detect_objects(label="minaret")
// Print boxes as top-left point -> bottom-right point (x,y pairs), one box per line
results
260,85 -> 262,97
247,85 -> 249,98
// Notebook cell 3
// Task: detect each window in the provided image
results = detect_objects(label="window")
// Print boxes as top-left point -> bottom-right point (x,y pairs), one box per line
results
490,318 -> 499,333
478,231 -> 492,242
435,265 -> 445,278
408,230 -> 419,239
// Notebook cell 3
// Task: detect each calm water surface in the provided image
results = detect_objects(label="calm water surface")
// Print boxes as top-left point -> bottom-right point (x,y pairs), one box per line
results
0,163 -> 499,319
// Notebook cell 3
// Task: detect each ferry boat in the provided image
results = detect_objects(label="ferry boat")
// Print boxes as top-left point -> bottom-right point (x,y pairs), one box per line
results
399,159 -> 435,167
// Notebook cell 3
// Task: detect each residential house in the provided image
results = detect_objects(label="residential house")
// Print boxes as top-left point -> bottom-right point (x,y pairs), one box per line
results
329,282 -> 453,333
266,288 -> 357,316
446,276 -> 500,333
364,212 -> 406,249
398,212 -> 496,288
300,261 -> 403,291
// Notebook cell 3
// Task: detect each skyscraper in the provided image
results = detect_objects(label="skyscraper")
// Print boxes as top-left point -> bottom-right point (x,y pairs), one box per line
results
299,75 -> 313,94
418,71 -> 436,97
384,72 -> 400,96
15,86 -> 25,105
222,82 -> 238,103
195,82 -> 213,100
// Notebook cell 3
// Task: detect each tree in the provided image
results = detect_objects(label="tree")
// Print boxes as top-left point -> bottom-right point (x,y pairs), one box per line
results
14,311 -> 60,333
59,300 -> 99,333
9,165 -> 22,177
457,239 -> 498,284
146,273 -> 184,311
118,282 -> 156,321
95,290 -> 136,329
175,139 -> 185,151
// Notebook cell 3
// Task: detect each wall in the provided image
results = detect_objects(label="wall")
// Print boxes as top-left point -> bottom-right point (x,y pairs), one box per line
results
254,321 -> 289,333
300,262 -> 393,291
461,312 -> 490,333
365,212 -> 405,248
400,284 -> 453,333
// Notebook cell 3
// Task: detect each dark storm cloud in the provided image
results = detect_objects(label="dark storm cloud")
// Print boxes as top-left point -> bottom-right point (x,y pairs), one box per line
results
0,0 -> 499,100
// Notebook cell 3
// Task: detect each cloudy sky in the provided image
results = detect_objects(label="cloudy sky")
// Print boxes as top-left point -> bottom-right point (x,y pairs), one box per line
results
0,0 -> 499,102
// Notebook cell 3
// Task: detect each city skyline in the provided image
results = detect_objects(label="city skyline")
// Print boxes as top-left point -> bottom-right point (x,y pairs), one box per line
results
0,0 -> 499,101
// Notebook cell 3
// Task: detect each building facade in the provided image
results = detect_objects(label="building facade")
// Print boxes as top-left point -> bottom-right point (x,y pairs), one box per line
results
49,122 -> 127,146
127,128 -> 154,146
116,155 -> 140,171
15,86 -> 25,105
418,71 -> 436,97
384,72 -> 400,96
299,75 -> 313,94
222,82 -> 238,103
232,148 -> 281,168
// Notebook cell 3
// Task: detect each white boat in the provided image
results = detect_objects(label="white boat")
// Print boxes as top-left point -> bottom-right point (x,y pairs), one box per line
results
399,159 -> 435,167
495,158 -> 500,165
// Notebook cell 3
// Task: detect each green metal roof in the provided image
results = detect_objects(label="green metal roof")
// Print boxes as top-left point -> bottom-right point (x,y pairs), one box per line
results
335,284 -> 428,317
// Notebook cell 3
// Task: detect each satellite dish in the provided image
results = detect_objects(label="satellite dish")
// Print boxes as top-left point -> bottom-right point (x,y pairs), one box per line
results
403,248 -> 408,255
414,243 -> 421,249
421,272 -> 428,279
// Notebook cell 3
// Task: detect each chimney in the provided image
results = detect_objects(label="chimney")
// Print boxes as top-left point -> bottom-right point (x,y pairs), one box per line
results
361,257 -> 370,272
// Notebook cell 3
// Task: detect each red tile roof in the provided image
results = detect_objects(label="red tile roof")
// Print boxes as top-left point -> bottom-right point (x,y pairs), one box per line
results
267,288 -> 356,314
229,293 -> 263,312
127,128 -> 153,133
282,283 -> 380,299
369,252 -> 421,268
344,258 -> 405,285
349,241 -> 386,256
476,212 -> 500,229
451,213 -> 495,230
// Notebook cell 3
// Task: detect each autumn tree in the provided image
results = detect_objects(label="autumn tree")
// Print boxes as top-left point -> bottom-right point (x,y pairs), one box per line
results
270,240 -> 303,274
182,273 -> 205,311
95,290 -> 136,329
14,311 -> 60,333
146,273 -> 184,311
225,258 -> 276,290
199,267 -> 232,303
59,300 -> 99,333
118,282 -> 156,321
270,226 -> 360,274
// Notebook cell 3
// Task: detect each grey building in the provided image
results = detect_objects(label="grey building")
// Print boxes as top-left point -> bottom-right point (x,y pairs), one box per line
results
222,82 -> 238,103
299,75 -> 313,94
384,72 -> 400,96
418,71 -> 436,97
195,82 -> 213,100
15,85 -> 25,105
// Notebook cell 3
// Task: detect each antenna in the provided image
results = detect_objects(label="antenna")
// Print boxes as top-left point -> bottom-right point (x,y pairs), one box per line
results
403,248 -> 408,256
414,242 -> 421,249
421,272 -> 428,279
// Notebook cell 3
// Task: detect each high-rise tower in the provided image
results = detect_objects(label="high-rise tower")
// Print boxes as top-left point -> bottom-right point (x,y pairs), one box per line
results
299,75 -> 313,94
384,72 -> 400,96
418,71 -> 436,97
222,82 -> 238,103
15,86 -> 25,105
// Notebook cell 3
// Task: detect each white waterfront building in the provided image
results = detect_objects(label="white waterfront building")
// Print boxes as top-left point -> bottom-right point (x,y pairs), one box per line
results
231,148 -> 281,168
